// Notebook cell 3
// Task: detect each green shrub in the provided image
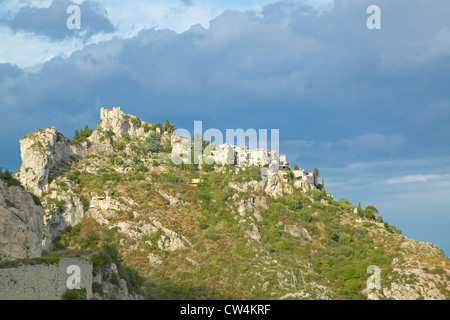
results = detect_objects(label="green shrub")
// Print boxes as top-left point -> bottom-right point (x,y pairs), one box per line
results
362,221 -> 374,228
205,231 -> 221,241
80,196 -> 90,211
162,141 -> 172,153
70,125 -> 93,145
166,173 -> 181,183
0,168 -> 21,187
299,209 -> 313,223
92,282 -> 104,297
67,170 -> 81,184
311,201 -> 325,210
144,132 -> 162,153
62,288 -> 87,300
113,140 -> 126,151
110,273 -> 120,285
31,194 -> 42,206
250,167 -> 261,181
306,189 -> 322,202
279,194 -> 302,211
338,198 -> 352,206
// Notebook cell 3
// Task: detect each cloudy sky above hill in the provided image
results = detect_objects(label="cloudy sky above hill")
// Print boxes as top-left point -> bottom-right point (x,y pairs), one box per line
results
0,0 -> 449,254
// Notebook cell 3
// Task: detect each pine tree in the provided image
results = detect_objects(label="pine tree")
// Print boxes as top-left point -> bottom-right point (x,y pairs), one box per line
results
164,118 -> 171,133
313,168 -> 319,185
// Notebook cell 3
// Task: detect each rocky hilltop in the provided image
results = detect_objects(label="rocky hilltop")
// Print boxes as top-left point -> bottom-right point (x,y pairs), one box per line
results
5,107 -> 449,300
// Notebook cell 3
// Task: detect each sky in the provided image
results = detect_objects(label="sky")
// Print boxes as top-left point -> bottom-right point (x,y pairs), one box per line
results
0,0 -> 449,255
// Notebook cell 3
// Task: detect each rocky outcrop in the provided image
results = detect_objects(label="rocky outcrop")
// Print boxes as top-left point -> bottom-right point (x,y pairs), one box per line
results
229,173 -> 289,198
43,195 -> 86,250
15,127 -> 77,196
15,107 -> 158,198
92,262 -> 142,300
400,238 -> 445,257
364,257 -> 449,300
0,179 -> 43,260
284,224 -> 312,243
245,223 -> 262,242
98,107 -> 152,138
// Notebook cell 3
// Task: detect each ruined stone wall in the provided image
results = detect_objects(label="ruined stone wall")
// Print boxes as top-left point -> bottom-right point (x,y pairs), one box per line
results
0,258 -> 93,300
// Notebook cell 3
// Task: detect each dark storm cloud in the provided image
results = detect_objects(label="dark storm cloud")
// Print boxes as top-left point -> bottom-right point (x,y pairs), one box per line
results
0,0 -> 449,169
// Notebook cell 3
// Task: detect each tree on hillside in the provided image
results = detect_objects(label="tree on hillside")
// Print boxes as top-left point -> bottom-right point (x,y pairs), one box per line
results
294,164 -> 299,171
363,205 -> 379,220
313,168 -> 319,185
163,118 -> 176,134
71,125 -> 94,145
144,132 -> 162,153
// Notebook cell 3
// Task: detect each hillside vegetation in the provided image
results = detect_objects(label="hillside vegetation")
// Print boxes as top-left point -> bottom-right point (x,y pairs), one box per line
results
12,108 -> 449,300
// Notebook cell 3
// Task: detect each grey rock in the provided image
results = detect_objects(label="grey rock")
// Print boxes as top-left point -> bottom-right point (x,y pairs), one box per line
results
0,180 -> 43,260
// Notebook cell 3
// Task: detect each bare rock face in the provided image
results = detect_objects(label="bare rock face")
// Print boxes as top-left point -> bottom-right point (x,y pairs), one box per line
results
92,262 -> 142,300
14,108 -> 151,197
284,224 -> 312,243
0,180 -> 43,260
229,173 -> 288,198
98,107 -> 152,138
15,127 -> 77,196
86,130 -> 114,155
42,195 -> 86,250
400,238 -> 445,257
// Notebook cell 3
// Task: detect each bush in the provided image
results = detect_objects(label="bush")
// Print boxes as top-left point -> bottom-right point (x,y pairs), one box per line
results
92,282 -> 104,297
338,198 -> 352,206
80,196 -> 90,212
311,201 -> 325,210
166,173 -> 181,184
162,141 -> 172,153
299,208 -> 313,223
62,288 -> 87,300
0,168 -> 21,187
306,189 -> 322,202
70,125 -> 93,145
278,194 -> 302,211
113,140 -> 126,151
250,167 -> 261,181
31,194 -> 42,206
67,170 -> 81,184
275,241 -> 286,251
144,132 -> 162,153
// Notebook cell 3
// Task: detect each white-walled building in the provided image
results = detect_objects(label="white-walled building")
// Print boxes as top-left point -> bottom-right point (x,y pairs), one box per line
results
210,144 -> 279,168
292,168 -> 315,188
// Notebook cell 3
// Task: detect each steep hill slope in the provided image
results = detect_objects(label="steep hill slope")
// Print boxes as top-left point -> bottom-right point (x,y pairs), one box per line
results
12,107 -> 450,300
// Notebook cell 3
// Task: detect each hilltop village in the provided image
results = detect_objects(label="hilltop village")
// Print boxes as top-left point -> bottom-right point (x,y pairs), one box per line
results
0,107 -> 448,301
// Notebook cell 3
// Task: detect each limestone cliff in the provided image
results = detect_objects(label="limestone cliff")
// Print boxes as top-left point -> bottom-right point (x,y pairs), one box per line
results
0,179 -> 43,260
15,127 -> 78,197
15,107 -> 155,197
